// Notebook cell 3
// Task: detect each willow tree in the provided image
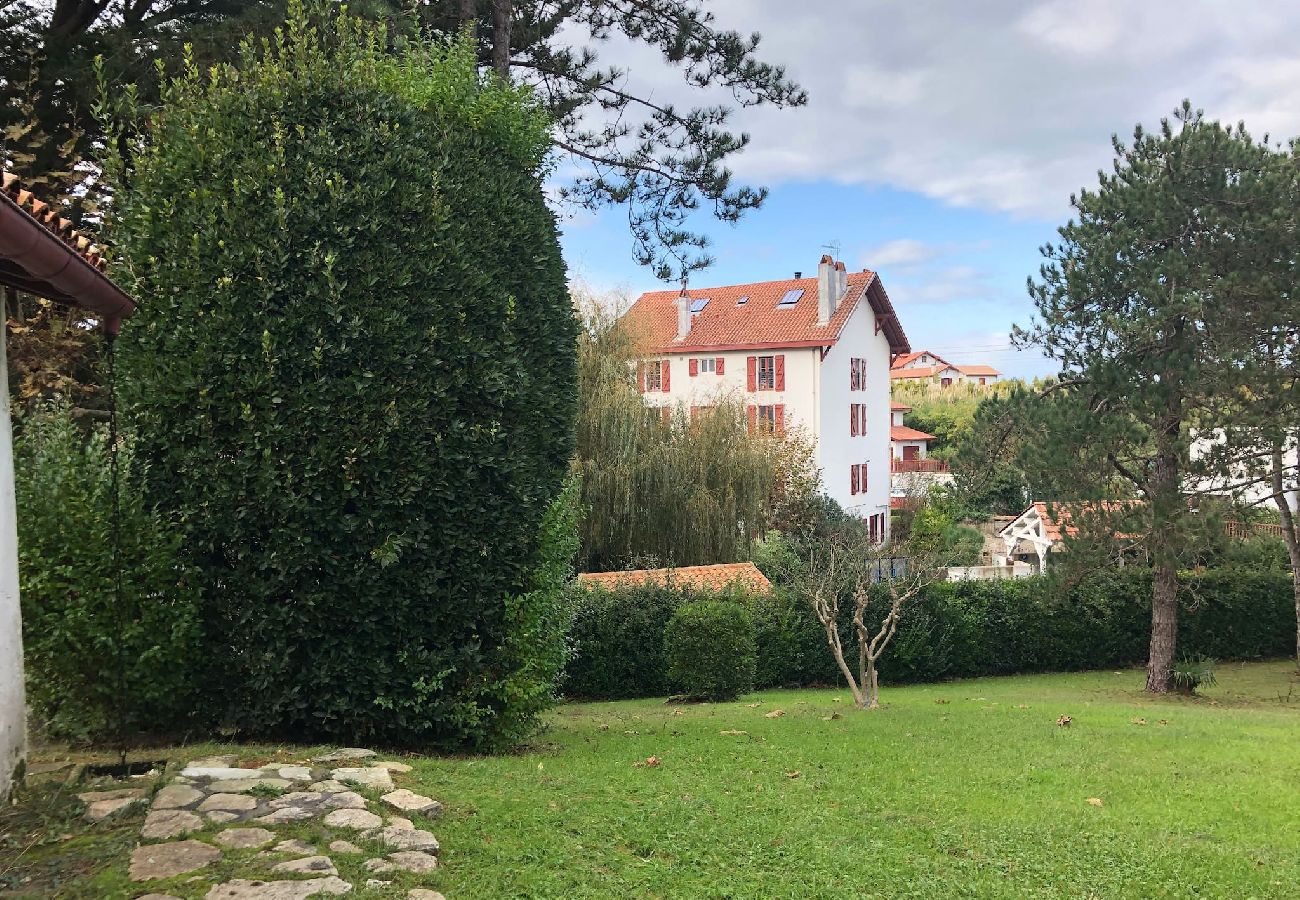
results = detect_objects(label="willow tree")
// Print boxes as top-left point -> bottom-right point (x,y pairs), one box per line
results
574,300 -> 815,571
1020,103 -> 1291,693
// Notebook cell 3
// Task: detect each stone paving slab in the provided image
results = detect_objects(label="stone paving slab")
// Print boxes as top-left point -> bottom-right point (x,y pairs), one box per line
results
204,877 -> 353,898
129,840 -> 221,881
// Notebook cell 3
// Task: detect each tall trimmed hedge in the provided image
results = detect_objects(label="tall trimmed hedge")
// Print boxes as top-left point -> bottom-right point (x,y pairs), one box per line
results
566,570 -> 1297,699
111,10 -> 577,746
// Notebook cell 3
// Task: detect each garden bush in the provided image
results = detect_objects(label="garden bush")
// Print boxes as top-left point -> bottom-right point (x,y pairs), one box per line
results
565,568 -> 1297,699
109,7 -> 577,747
664,601 -> 756,701
15,403 -> 202,743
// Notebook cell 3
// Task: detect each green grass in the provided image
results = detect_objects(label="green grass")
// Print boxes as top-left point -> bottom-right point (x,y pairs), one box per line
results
5,662 -> 1300,899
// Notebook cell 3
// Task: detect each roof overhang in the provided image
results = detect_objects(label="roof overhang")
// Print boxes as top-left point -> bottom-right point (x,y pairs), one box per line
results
0,176 -> 135,332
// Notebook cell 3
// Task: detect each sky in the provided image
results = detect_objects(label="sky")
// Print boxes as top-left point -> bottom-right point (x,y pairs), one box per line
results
553,0 -> 1300,379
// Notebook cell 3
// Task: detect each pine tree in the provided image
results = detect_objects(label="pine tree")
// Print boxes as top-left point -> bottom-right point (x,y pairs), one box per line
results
1020,103 -> 1291,692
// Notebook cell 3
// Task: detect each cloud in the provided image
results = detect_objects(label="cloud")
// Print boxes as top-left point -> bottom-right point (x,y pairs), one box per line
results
557,1 -> 1300,222
862,239 -> 940,269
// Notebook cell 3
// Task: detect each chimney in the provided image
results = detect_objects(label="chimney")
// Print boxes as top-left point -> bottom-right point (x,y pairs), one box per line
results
816,254 -> 835,325
794,271 -> 802,279
835,260 -> 847,301
675,294 -> 692,340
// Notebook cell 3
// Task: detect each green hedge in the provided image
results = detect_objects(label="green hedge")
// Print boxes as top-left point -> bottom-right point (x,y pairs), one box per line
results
565,569 -> 1297,699
665,601 -> 757,701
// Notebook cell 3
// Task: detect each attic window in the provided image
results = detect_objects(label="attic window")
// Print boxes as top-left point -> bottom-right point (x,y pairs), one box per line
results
689,297 -> 709,313
736,295 -> 749,306
777,289 -> 804,307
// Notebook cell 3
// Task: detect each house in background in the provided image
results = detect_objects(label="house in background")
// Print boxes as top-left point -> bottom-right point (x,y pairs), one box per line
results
890,350 -> 1001,386
624,254 -> 910,542
890,401 -> 937,465
888,401 -> 952,505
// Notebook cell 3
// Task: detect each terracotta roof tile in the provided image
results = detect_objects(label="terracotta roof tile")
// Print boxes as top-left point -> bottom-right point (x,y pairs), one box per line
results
890,401 -> 912,411
891,350 -> 953,370
624,269 -> 909,354
1,171 -> 109,271
577,562 -> 772,595
956,364 -> 1001,377
891,425 -> 935,442
890,366 -> 947,379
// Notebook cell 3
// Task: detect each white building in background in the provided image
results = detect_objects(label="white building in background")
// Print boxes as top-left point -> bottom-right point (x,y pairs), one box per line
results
624,254 -> 910,541
890,349 -> 1001,386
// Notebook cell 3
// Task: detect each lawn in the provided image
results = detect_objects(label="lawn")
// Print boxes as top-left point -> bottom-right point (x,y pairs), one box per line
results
5,662 -> 1299,899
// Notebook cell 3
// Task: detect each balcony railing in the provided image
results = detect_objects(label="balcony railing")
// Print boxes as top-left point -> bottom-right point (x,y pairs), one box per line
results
892,458 -> 950,473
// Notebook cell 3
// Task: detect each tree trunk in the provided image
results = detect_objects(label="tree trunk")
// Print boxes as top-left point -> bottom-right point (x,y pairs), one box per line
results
458,0 -> 477,37
1145,389 -> 1182,693
491,0 -> 512,78
1272,439 -> 1300,671
864,658 -> 880,710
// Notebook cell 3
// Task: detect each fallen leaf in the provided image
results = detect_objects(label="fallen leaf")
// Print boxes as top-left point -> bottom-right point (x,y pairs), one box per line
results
1130,718 -> 1147,726
785,771 -> 801,779
764,709 -> 786,719
537,762 -> 544,770
934,698 -> 950,705
746,702 -> 763,708
820,712 -> 842,721
645,756 -> 661,767
1056,715 -> 1072,727
1086,797 -> 1104,807
671,708 -> 684,716
719,729 -> 748,736
1157,719 -> 1169,726
1016,704 -> 1029,709
598,724 -> 609,731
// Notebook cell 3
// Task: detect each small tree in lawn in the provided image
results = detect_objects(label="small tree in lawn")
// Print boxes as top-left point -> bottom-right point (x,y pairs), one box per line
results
781,511 -> 952,710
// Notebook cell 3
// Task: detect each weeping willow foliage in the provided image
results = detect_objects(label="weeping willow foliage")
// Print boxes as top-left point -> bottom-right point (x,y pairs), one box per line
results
575,304 -> 817,571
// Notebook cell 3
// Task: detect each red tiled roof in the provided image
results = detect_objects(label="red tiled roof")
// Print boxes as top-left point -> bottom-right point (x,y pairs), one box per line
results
891,425 -> 934,442
1003,501 -> 1140,542
624,269 -> 909,355
2,172 -> 109,271
0,170 -> 135,329
890,349 -> 953,371
957,364 -> 1001,377
577,562 -> 772,595
890,401 -> 912,411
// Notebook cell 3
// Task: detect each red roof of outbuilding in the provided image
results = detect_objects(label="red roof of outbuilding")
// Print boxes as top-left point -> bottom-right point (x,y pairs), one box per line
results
956,364 -> 1001,377
577,562 -> 772,595
624,269 -> 909,355
891,425 -> 935,442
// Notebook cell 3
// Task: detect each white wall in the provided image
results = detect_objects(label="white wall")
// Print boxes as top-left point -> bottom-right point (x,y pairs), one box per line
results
818,300 -> 892,533
0,326 -> 25,799
892,440 -> 927,460
646,348 -> 821,437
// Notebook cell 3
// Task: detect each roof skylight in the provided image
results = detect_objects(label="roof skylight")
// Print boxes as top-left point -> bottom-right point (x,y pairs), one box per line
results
777,289 -> 804,307
736,295 -> 749,306
689,297 -> 709,313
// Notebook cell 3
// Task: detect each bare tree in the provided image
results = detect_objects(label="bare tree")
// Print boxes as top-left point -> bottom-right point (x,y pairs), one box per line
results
780,516 -> 952,710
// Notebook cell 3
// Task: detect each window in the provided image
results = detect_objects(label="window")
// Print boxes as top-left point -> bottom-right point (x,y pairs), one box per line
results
698,357 -> 715,374
748,404 -> 785,435
747,354 -> 784,391
978,377 -> 987,386
850,462 -> 868,495
868,513 -> 885,543
941,377 -> 952,388
640,359 -> 670,393
777,289 -> 804,307
689,297 -> 709,313
850,357 -> 867,391
849,403 -> 867,437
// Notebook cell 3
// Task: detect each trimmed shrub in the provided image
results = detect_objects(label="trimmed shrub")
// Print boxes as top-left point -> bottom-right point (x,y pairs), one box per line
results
110,8 -> 577,746
565,584 -> 685,699
664,601 -> 756,701
566,568 -> 1297,699
15,403 -> 202,742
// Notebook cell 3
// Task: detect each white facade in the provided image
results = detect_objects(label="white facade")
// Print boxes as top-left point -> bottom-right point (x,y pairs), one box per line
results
643,300 -> 893,535
0,326 -> 25,798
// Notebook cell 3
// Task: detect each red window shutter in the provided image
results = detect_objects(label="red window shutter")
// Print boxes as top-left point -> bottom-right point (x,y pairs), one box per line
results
775,404 -> 785,435
746,356 -> 757,391
689,358 -> 699,377
851,465 -> 859,495
850,360 -> 857,391
715,357 -> 725,375
747,404 -> 757,435
861,463 -> 868,493
662,359 -> 671,392
850,404 -> 858,437
775,354 -> 785,391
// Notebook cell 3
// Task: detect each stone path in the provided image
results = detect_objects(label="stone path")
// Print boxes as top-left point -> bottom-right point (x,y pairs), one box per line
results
119,750 -> 447,899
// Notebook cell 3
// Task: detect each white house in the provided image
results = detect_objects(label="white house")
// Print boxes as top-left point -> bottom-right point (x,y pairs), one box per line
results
888,401 -> 951,502
890,350 -> 1001,386
889,402 -> 935,462
623,254 -> 910,541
